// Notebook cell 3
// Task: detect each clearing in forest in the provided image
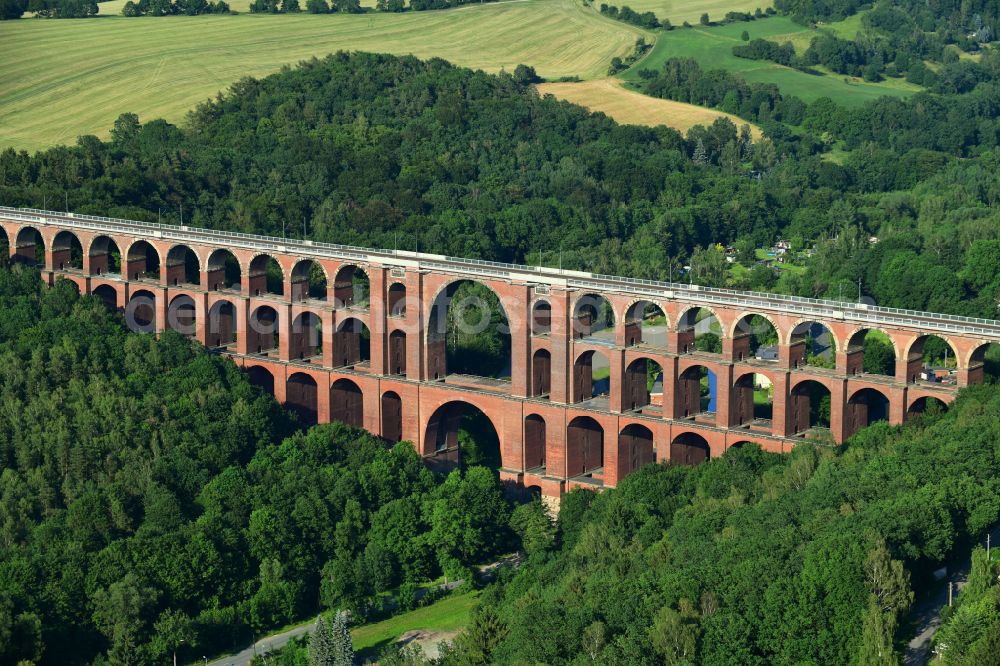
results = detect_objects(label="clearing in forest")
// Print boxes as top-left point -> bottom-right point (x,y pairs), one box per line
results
537,78 -> 762,136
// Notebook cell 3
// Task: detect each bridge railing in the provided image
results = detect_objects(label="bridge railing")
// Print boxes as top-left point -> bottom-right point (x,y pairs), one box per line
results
4,206 -> 1000,338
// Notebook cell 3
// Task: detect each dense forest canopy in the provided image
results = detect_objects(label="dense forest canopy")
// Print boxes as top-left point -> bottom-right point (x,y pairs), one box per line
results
0,264 -> 516,665
3,52 -> 1000,320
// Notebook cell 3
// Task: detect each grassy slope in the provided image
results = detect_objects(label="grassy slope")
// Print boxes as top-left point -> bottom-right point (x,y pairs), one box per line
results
621,15 -> 922,105
618,0 -> 773,25
537,77 -> 762,136
0,0 -> 644,152
351,591 -> 479,653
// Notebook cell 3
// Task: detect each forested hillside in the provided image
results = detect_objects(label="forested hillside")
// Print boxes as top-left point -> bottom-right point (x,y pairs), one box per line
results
432,387 -> 1000,664
3,52 -> 1000,318
0,265 -> 515,665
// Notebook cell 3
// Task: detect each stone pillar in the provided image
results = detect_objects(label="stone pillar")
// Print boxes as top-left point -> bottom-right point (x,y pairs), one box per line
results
779,341 -> 805,369
508,283 -> 531,398
154,287 -> 168,334
194,293 -> 208,345
277,303 -> 292,361
603,425 -> 621,487
316,377 -> 331,424
608,349 -> 625,413
714,364 -> 734,427
896,355 -> 923,385
235,298 -> 250,355
320,310 -> 335,368
724,335 -> 751,363
889,387 -> 906,426
660,356 -> 678,420
548,288 -> 572,404
405,270 -> 425,381
829,380 -> 847,443
771,372 -> 789,437
369,267 -> 387,376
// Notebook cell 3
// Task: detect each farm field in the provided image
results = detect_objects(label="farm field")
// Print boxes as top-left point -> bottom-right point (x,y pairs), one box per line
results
0,0 -> 646,152
621,15 -> 922,105
537,77 -> 762,136
616,0 -> 772,25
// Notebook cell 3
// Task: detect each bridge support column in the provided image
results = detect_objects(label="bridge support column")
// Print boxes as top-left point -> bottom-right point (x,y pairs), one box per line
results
320,310 -> 334,368
660,356 -> 678,420
771,372 -> 790,437
548,288 -> 573,404
235,298 -> 250,355
889,386 -> 906,427
958,365 -> 984,387
839,348 -> 864,376
724,335 -> 751,363
779,341 -> 805,369
608,349 -> 624,413
508,283 -> 531,398
602,426 -> 621,488
405,270 -> 425,382
194,293 -> 208,345
316,377 -> 331,424
896,355 -> 922,385
715,364 -> 734,427
830,380 -> 847,442
277,303 -> 292,361
154,287 -> 167,334
369,267 -> 387,376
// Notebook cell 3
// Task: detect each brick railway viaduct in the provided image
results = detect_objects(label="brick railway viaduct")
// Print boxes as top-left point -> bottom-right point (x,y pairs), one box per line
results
4,206 -> 1000,498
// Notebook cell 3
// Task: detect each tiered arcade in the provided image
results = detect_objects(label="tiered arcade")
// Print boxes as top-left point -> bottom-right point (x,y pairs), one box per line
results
5,207 -> 999,499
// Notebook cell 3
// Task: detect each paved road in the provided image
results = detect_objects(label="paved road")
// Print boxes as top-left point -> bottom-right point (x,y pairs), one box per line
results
207,620 -> 316,666
904,522 -> 1000,665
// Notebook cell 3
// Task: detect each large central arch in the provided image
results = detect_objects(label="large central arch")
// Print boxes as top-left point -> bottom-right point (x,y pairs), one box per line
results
423,400 -> 502,472
426,280 -> 511,381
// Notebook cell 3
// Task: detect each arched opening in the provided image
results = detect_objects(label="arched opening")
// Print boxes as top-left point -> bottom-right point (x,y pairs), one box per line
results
92,284 -> 119,310
291,259 -> 327,302
427,280 -> 511,381
732,314 -> 779,362
847,387 -> 890,434
677,307 -> 722,354
905,335 -> 958,385
125,289 -> 156,333
286,373 -> 318,425
789,380 -> 832,435
51,230 -> 83,271
624,301 -> 667,348
790,321 -> 836,370
531,300 -> 552,336
846,329 -> 896,378
732,372 -> 773,431
248,255 -> 284,296
248,306 -> 279,355
334,318 -> 371,368
388,282 -> 407,317
89,236 -> 121,277
531,349 -> 551,398
573,349 -> 610,404
524,414 -> 546,472
334,265 -> 370,308
619,424 -> 655,476
388,329 -> 407,375
677,364 -> 715,421
624,357 -> 664,413
13,227 -> 45,267
381,391 -> 403,443
572,293 -> 615,342
670,432 -> 710,466
125,241 -> 160,281
331,378 -> 363,428
424,401 -> 501,472
165,245 -> 200,287
207,301 -> 237,348
0,227 -> 8,260
206,249 -> 241,292
907,396 -> 948,421
166,294 -> 196,336
246,366 -> 275,397
969,343 -> 1000,384
567,416 -> 604,481
290,311 -> 323,362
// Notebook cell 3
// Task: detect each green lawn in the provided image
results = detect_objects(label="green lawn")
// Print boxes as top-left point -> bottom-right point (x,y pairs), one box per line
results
0,0 -> 645,152
623,15 -> 921,105
352,591 -> 479,654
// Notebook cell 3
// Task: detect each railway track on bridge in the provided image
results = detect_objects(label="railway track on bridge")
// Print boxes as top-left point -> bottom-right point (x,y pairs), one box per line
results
5,206 -> 1000,341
